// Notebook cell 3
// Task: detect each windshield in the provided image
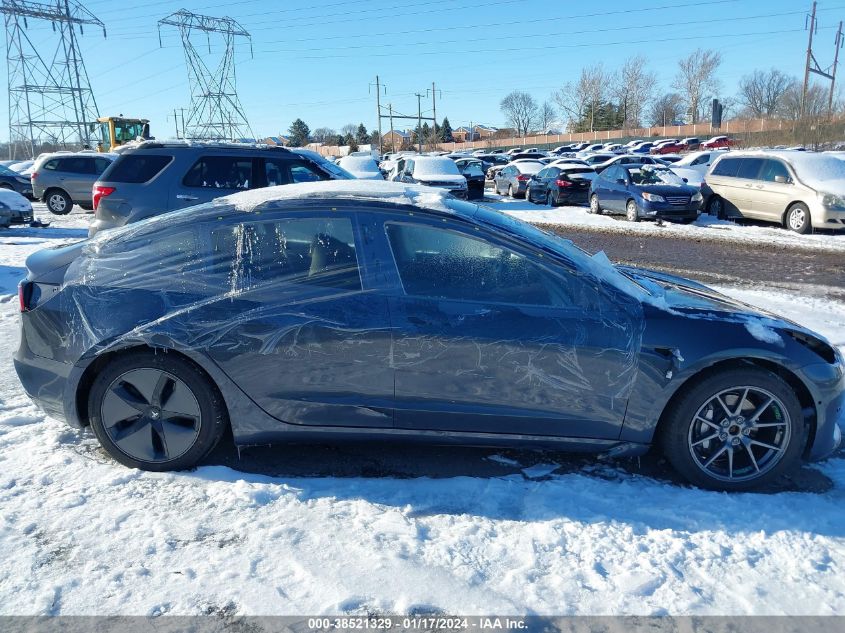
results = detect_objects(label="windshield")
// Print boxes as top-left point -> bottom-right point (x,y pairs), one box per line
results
786,154 -> 845,185
414,158 -> 461,177
0,165 -> 19,177
461,162 -> 485,176
338,156 -> 379,173
629,167 -> 686,186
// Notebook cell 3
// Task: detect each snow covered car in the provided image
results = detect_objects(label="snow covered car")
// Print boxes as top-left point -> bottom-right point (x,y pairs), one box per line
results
392,156 -> 468,198
337,155 -> 384,180
670,150 -> 727,187
0,188 -> 33,225
13,181 -> 844,490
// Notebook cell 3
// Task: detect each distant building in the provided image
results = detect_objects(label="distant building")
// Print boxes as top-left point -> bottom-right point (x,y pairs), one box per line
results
264,136 -> 290,146
383,129 -> 411,149
473,124 -> 499,139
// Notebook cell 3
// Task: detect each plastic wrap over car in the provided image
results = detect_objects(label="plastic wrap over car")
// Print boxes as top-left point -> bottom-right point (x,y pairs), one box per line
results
22,181 -> 652,442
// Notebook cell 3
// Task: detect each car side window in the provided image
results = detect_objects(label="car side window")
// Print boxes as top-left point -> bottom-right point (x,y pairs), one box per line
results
289,162 -> 327,183
537,168 -> 549,178
94,158 -> 111,175
263,158 -> 292,187
42,159 -> 59,171
385,222 -> 586,308
57,157 -> 90,174
691,155 -> 708,166
209,217 -> 360,292
759,160 -> 790,183
711,157 -> 740,177
183,156 -> 253,189
736,158 -> 765,180
404,159 -> 415,175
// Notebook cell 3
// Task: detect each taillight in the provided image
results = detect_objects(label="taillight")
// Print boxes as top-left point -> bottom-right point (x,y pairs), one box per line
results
30,172 -> 37,180
516,174 -> 531,182
92,185 -> 115,210
19,282 -> 31,312
555,179 -> 573,188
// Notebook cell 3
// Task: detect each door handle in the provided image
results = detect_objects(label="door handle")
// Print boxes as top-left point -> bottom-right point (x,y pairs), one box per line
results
176,194 -> 199,201
744,184 -> 753,188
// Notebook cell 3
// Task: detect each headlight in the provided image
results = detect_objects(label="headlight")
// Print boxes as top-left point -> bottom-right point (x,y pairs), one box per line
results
821,192 -> 845,210
641,192 -> 665,202
692,192 -> 703,202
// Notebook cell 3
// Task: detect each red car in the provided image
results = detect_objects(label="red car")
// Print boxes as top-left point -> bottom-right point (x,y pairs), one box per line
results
650,141 -> 684,155
701,135 -> 735,149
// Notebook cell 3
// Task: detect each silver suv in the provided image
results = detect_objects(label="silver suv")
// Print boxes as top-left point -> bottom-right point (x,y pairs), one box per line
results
89,142 -> 353,237
31,152 -> 117,215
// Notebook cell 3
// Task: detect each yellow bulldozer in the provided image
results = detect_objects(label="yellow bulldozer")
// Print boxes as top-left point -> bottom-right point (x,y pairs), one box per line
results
94,116 -> 152,152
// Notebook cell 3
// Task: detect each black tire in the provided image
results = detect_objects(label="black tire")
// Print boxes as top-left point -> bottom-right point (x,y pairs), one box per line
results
87,350 -> 228,471
507,185 -> 514,198
707,195 -> 725,220
659,367 -> 806,491
45,189 -> 72,215
546,190 -> 555,207
784,202 -> 812,234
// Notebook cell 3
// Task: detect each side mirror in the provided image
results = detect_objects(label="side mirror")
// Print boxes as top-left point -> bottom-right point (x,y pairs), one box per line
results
616,178 -> 626,185
774,175 -> 788,184
682,178 -> 688,183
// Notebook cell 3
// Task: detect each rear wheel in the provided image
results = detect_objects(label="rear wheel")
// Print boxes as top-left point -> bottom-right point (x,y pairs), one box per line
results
589,194 -> 601,214
508,184 -> 514,198
785,203 -> 811,234
45,189 -> 72,215
660,367 -> 805,490
87,351 -> 228,471
546,190 -> 555,207
626,199 -> 640,222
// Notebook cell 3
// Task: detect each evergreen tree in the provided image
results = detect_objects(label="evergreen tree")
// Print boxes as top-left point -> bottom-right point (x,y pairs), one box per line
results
287,118 -> 311,147
334,135 -> 345,146
440,117 -> 454,142
344,132 -> 358,152
356,123 -> 369,144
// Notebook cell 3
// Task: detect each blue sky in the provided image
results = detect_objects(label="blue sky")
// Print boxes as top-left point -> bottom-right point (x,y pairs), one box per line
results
4,0 -> 845,140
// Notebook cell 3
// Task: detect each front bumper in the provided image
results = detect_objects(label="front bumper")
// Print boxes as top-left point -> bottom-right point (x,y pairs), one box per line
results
810,200 -> 845,230
638,199 -> 702,219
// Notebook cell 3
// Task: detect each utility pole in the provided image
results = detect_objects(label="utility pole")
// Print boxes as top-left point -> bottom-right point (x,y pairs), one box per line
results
389,104 -> 395,153
802,1 -> 818,116
830,21 -> 844,114
415,93 -> 424,153
173,109 -> 180,138
370,75 -> 386,153
427,82 -> 441,142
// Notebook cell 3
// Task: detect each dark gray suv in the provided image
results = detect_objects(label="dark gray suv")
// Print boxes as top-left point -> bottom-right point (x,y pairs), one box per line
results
89,142 -> 353,236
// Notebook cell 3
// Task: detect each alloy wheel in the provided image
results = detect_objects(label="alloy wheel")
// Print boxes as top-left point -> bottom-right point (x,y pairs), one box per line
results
687,386 -> 791,483
100,368 -> 202,463
788,207 -> 807,231
48,194 -> 67,214
626,201 -> 639,222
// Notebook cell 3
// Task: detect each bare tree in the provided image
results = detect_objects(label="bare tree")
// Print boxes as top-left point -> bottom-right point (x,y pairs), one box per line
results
500,91 -> 540,136
538,101 -> 556,132
648,93 -> 685,127
779,82 -> 828,121
552,64 -> 606,132
311,127 -> 337,144
738,69 -> 794,117
340,123 -> 358,138
673,49 -> 722,124
610,55 -> 655,128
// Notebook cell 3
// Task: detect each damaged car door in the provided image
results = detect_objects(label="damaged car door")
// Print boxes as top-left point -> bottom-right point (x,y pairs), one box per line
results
380,218 -> 642,439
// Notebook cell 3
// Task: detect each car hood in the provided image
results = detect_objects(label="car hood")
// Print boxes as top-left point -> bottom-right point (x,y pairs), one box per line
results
0,188 -> 32,211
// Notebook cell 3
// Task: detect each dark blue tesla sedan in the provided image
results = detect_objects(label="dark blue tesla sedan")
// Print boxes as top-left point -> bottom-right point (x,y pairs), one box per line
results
13,181 -> 843,490
590,164 -> 703,222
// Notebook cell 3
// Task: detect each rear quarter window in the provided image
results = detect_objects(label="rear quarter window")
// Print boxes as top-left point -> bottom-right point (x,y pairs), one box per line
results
105,155 -> 172,183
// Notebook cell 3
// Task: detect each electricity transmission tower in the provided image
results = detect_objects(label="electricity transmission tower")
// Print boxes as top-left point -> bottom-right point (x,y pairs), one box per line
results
1,0 -> 104,159
158,10 -> 254,141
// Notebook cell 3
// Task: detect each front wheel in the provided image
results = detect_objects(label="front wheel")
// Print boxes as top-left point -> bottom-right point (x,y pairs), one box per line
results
626,199 -> 640,222
589,194 -> 601,214
508,185 -> 514,198
659,367 -> 805,490
707,195 -> 725,219
546,191 -> 555,207
785,203 -> 811,234
87,350 -> 228,471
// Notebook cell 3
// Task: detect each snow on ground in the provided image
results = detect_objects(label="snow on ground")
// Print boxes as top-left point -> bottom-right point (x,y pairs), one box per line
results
486,193 -> 845,253
0,207 -> 844,616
